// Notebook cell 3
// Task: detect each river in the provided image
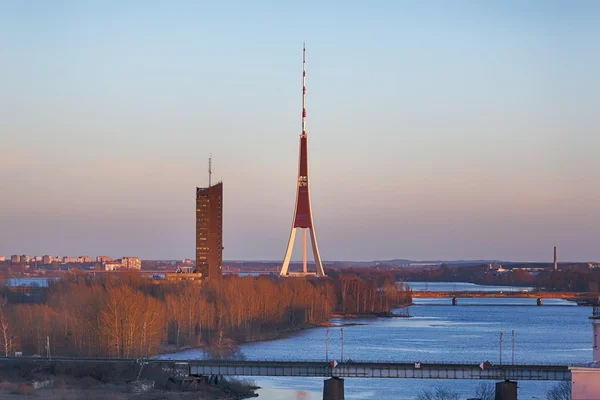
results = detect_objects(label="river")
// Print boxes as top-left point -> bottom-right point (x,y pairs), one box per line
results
162,282 -> 589,399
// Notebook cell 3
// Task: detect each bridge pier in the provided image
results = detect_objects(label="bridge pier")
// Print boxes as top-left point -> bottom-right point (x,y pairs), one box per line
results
495,380 -> 517,400
537,297 -> 543,306
323,377 -> 344,400
452,297 -> 458,305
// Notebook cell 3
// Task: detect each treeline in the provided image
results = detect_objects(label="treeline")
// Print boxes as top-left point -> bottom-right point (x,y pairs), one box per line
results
327,269 -> 412,314
389,263 -> 600,292
0,271 -> 411,358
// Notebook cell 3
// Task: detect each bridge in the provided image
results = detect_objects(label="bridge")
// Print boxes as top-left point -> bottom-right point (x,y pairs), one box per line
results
0,356 -> 571,381
0,357 -> 574,399
411,290 -> 583,299
186,359 -> 570,381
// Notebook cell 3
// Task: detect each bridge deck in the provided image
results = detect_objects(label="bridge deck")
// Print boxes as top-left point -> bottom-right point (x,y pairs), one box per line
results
411,291 -> 581,299
188,360 -> 571,381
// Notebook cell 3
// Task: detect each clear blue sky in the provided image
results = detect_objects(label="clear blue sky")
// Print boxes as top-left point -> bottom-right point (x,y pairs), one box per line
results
1,1 -> 599,262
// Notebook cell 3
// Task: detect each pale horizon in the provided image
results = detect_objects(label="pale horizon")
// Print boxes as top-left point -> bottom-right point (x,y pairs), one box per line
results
1,1 -> 599,262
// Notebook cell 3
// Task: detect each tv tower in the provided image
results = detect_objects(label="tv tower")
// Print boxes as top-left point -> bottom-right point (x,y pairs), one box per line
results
280,44 -> 326,277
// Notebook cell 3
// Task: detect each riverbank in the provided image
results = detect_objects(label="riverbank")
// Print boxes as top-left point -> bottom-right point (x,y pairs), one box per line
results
0,360 -> 259,400
159,318 -> 379,358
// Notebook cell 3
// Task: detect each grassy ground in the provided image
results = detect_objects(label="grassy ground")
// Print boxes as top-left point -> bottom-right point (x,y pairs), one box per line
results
0,388 -> 240,399
0,362 -> 258,400
0,381 -> 256,399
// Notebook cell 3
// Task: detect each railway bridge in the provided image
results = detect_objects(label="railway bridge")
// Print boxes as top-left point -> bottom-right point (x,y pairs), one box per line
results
186,359 -> 570,381
185,359 -> 571,399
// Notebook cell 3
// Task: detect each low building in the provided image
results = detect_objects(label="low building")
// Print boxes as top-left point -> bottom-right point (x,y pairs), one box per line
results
79,256 -> 93,263
512,267 -> 544,276
97,256 -> 113,263
571,362 -> 600,399
21,255 -> 30,263
0,256 -> 6,262
104,261 -> 122,271
33,256 -> 42,262
165,272 -> 203,283
42,255 -> 53,265
121,257 -> 141,270
10,255 -> 20,263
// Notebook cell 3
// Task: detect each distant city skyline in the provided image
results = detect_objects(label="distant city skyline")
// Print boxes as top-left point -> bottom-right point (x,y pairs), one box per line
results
1,1 -> 599,262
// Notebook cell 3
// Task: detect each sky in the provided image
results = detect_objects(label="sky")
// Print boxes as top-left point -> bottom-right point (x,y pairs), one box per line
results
1,1 -> 599,262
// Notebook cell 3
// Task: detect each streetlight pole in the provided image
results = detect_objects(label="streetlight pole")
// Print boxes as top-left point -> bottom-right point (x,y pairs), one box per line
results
341,328 -> 344,362
511,330 -> 515,365
499,332 -> 503,365
325,328 -> 329,362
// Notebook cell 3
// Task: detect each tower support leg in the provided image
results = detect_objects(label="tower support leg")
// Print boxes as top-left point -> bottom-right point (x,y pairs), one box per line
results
303,228 -> 307,273
280,228 -> 297,276
323,377 -> 344,400
309,226 -> 325,276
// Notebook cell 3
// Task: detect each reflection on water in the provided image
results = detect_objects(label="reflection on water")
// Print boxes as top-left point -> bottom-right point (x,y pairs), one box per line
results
163,283 -> 589,400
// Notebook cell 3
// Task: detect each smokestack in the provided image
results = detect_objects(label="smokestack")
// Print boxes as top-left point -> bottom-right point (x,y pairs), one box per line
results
554,246 -> 557,271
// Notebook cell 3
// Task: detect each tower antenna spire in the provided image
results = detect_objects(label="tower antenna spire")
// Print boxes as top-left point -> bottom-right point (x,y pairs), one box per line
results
208,153 -> 212,187
302,42 -> 307,137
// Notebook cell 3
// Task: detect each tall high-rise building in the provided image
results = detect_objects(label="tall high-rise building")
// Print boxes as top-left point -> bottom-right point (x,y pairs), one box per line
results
196,181 -> 223,280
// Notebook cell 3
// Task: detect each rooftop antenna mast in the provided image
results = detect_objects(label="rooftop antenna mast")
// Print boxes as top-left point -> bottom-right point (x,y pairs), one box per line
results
208,154 -> 212,187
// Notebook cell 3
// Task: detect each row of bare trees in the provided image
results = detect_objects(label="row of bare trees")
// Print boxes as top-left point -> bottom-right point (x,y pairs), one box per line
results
327,269 -> 412,314
0,271 -> 411,358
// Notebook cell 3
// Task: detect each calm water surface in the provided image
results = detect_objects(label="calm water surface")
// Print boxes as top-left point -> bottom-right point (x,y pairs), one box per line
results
164,282 -> 589,400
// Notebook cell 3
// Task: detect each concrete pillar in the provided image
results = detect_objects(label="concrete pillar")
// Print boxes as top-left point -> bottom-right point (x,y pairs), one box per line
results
452,297 -> 458,306
323,377 -> 344,400
495,380 -> 517,400
537,297 -> 543,306
591,316 -> 600,361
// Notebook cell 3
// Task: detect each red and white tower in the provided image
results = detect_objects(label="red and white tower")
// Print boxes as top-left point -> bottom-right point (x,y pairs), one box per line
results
280,44 -> 325,277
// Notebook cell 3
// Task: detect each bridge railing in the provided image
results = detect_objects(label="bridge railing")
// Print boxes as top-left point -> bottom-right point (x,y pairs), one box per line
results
180,358 -> 571,367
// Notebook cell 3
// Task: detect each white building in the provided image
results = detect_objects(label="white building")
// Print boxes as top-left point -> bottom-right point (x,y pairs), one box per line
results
121,257 -> 142,270
104,261 -> 122,271
0,256 -> 6,262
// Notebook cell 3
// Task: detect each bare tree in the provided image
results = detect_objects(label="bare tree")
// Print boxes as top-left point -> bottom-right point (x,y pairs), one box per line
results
416,386 -> 460,400
0,298 -> 12,356
547,381 -> 571,400
474,383 -> 495,400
